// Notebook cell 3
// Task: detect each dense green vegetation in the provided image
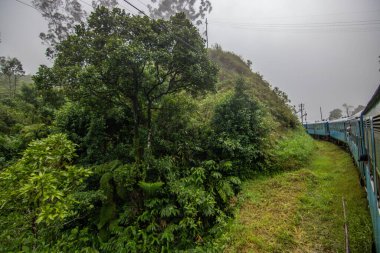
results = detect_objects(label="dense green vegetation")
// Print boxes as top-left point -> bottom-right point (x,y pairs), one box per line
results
0,7 -> 305,252
221,141 -> 372,253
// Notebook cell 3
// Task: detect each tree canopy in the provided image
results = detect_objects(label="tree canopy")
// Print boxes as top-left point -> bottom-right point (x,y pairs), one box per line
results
148,0 -> 212,25
329,108 -> 343,120
0,57 -> 25,97
342,103 -> 354,117
34,7 -> 217,161
32,0 -> 213,55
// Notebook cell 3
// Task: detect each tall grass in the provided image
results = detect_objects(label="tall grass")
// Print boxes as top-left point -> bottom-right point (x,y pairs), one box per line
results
270,129 -> 315,171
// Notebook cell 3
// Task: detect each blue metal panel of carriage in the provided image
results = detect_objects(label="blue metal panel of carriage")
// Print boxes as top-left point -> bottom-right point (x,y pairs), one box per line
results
306,122 -> 329,136
365,119 -> 380,253
304,123 -> 315,135
362,85 -> 380,253
315,122 -> 329,136
365,160 -> 380,253
330,130 -> 346,142
329,120 -> 347,143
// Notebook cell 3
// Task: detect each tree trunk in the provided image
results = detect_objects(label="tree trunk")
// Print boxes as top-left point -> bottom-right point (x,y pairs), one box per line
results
132,95 -> 142,163
147,100 -> 153,150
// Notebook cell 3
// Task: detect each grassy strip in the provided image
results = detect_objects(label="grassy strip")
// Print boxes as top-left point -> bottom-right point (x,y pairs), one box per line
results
222,141 -> 373,253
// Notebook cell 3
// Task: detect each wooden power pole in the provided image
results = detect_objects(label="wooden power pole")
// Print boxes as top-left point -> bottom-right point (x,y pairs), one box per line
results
320,106 -> 323,121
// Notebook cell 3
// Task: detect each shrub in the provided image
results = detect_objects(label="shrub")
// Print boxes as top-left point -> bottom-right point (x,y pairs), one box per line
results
211,78 -> 270,178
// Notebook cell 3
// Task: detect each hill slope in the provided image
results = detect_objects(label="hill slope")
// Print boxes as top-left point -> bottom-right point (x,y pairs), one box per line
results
209,48 -> 298,129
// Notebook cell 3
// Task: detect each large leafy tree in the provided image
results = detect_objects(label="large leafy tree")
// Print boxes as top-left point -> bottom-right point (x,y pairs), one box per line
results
342,103 -> 354,117
32,0 -> 118,56
34,7 -> 217,161
329,108 -> 343,120
0,57 -> 25,97
32,0 -> 212,56
148,0 -> 212,25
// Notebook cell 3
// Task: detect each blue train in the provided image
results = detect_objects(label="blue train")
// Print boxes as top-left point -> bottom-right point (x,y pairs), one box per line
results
304,85 -> 380,252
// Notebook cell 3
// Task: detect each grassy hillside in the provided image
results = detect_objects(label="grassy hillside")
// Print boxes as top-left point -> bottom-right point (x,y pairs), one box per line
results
221,141 -> 372,252
209,47 -> 298,129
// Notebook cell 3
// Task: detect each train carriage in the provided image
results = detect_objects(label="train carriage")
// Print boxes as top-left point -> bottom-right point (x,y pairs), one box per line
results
304,121 -> 329,137
361,86 -> 380,252
346,111 -> 363,168
328,118 -> 347,143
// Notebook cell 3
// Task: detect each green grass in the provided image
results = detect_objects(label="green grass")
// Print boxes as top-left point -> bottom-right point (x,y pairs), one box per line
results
270,129 -> 315,171
221,141 -> 373,253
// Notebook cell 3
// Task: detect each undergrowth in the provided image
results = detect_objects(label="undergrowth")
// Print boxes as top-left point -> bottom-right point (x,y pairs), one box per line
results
270,128 -> 315,171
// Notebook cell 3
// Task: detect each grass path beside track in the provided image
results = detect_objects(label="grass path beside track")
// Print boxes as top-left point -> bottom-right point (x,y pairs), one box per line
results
222,140 -> 373,253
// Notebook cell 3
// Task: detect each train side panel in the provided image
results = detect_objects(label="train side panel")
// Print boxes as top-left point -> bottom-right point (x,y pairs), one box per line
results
329,120 -> 347,143
361,85 -> 380,253
305,122 -> 329,137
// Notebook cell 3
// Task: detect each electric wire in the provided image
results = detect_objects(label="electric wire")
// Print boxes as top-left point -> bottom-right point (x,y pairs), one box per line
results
78,0 -> 93,8
123,0 -> 199,51
80,0 -> 136,14
13,0 -> 41,13
209,17 -> 380,33
210,22 -> 380,33
215,9 -> 380,22
210,18 -> 380,27
135,0 -> 148,9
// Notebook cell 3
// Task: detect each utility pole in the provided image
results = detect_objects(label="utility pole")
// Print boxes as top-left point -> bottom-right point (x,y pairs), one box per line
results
320,106 -> 323,121
205,18 -> 209,48
296,103 -> 307,124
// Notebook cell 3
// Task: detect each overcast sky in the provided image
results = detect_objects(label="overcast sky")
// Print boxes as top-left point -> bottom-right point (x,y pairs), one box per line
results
1,0 -> 379,121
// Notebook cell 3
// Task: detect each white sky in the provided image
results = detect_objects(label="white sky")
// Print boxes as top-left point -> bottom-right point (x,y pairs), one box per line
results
1,0 -> 380,121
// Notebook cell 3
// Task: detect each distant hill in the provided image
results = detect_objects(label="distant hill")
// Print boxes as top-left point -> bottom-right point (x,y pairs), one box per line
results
208,47 -> 298,129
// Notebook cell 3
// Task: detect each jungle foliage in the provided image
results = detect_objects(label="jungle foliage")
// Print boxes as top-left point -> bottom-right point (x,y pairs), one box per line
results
0,7 -> 301,252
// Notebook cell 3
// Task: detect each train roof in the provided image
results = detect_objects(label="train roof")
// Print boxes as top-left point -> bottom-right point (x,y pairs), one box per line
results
304,121 -> 328,126
328,118 -> 348,123
363,84 -> 380,116
347,110 -> 363,120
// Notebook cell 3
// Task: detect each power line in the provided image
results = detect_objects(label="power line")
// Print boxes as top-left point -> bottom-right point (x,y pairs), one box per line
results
12,0 -> 203,52
122,0 -> 200,51
123,0 -> 148,15
78,0 -> 93,8
13,0 -> 41,13
212,9 -> 380,23
135,0 -> 148,9
210,19 -> 380,28
209,18 -> 380,33
210,24 -> 380,33
115,0 -> 136,14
